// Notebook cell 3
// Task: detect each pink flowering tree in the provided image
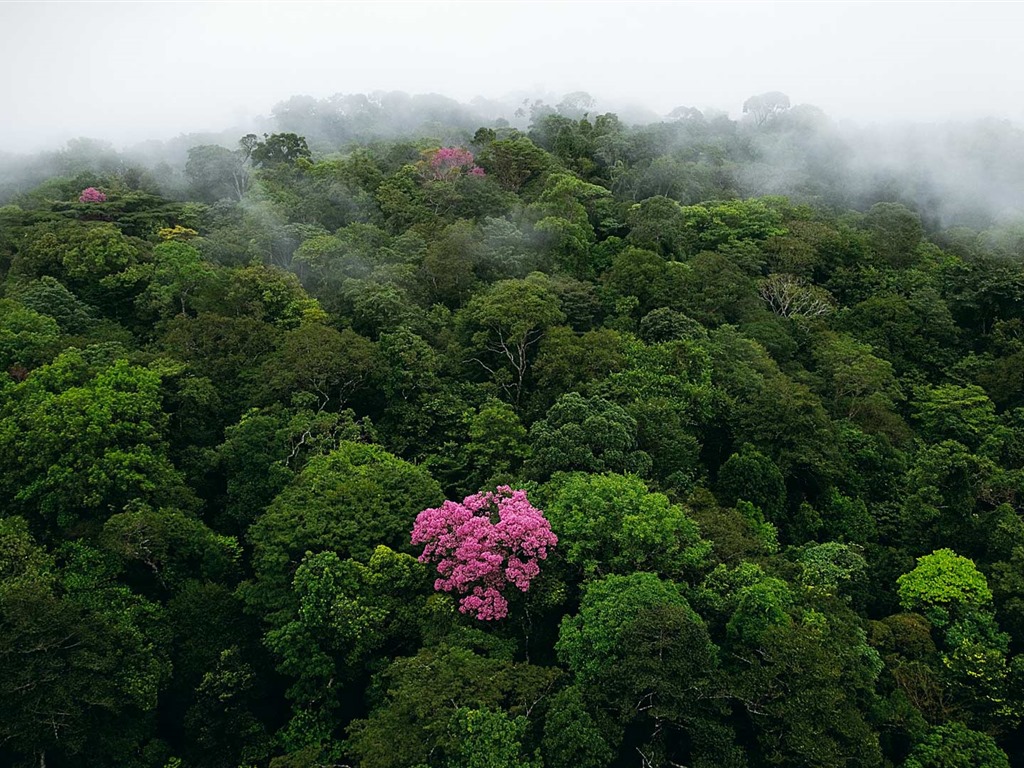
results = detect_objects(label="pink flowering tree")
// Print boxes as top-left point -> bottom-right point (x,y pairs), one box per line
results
411,486 -> 556,620
424,147 -> 485,181
78,187 -> 107,203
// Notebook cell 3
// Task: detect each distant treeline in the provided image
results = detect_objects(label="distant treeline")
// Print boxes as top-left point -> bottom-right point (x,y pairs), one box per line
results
3,89 -> 1024,231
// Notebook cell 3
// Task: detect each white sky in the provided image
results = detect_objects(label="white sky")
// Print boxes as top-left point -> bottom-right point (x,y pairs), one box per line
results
1,1 -> 1023,152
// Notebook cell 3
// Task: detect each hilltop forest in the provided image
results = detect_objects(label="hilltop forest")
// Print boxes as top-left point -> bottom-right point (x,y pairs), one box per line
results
2,92 -> 1024,768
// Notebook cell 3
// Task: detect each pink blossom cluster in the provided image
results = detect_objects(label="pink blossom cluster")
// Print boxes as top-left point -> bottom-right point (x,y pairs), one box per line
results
78,187 -> 107,203
426,147 -> 485,180
411,486 -> 556,620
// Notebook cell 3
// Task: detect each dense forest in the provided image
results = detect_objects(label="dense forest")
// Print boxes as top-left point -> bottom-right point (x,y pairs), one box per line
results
2,91 -> 1024,768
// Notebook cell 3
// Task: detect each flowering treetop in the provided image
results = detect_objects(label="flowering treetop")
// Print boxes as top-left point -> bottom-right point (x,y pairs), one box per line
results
78,187 -> 107,203
424,147 -> 485,181
411,486 -> 556,620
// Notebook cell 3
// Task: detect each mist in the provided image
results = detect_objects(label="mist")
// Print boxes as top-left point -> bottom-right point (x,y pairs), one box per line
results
3,1 -> 1024,231
3,1 -> 1023,150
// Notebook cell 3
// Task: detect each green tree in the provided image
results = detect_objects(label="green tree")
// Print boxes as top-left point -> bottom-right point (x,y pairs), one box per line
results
459,274 -> 565,406
541,686 -> 613,768
445,707 -> 539,768
266,547 -> 432,753
0,349 -> 191,531
0,519 -> 172,767
100,503 -> 241,590
12,276 -> 99,336
244,441 -> 443,619
862,202 -> 923,268
542,472 -> 710,578
14,221 -> 142,310
261,322 -> 378,410
0,298 -> 60,373
897,549 -> 993,627
345,645 -> 559,768
476,135 -> 553,192
717,444 -> 786,522
183,647 -> 273,768
557,572 -> 736,767
910,384 -> 997,451
813,332 -> 901,426
124,240 -> 219,321
902,722 -> 1009,768
186,144 -> 250,202
626,195 -> 689,258
251,132 -> 312,168
526,392 -> 651,480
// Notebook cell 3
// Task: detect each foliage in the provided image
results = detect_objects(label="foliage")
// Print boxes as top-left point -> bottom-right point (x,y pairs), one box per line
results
412,486 -> 557,620
542,472 -> 709,578
5,103 -> 1024,768
897,549 -> 993,625
245,441 -> 443,619
79,186 -> 107,202
903,722 -> 1009,768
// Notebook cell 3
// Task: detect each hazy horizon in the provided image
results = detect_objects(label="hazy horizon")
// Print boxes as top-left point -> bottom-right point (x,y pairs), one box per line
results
2,1 -> 1024,154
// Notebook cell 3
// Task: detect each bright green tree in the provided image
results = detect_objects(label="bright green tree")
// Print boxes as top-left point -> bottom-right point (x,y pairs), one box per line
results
542,472 -> 710,578
244,441 -> 443,619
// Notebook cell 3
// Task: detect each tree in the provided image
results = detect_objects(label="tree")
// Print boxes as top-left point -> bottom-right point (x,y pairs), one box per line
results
0,298 -> 60,374
542,472 -> 709,578
532,326 -> 628,405
541,686 -> 613,768
78,186 -> 107,202
910,384 -> 997,451
813,332 -> 900,423
261,322 -> 378,411
421,146 -> 483,181
12,276 -> 99,336
759,273 -> 836,318
476,135 -> 553,192
251,132 -> 312,168
556,91 -> 596,118
125,240 -> 219,320
222,263 -> 322,328
265,546 -> 432,753
557,572 -> 734,766
897,549 -> 992,628
0,350 -> 192,531
185,144 -> 250,202
717,444 -> 786,522
183,647 -> 272,768
100,503 -> 241,590
345,646 -> 559,768
412,486 -> 557,620
529,173 -> 612,277
14,221 -> 142,310
863,203 -> 923,268
677,198 -> 788,257
526,392 -> 652,480
743,91 -> 791,126
444,707 -> 539,768
602,246 -> 681,317
456,399 -> 530,494
459,274 -> 565,406
0,519 -> 172,767
559,575 -> 707,690
681,252 -> 760,326
244,441 -> 443,618
638,307 -> 705,343
839,291 -> 958,377
903,722 -> 1009,768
